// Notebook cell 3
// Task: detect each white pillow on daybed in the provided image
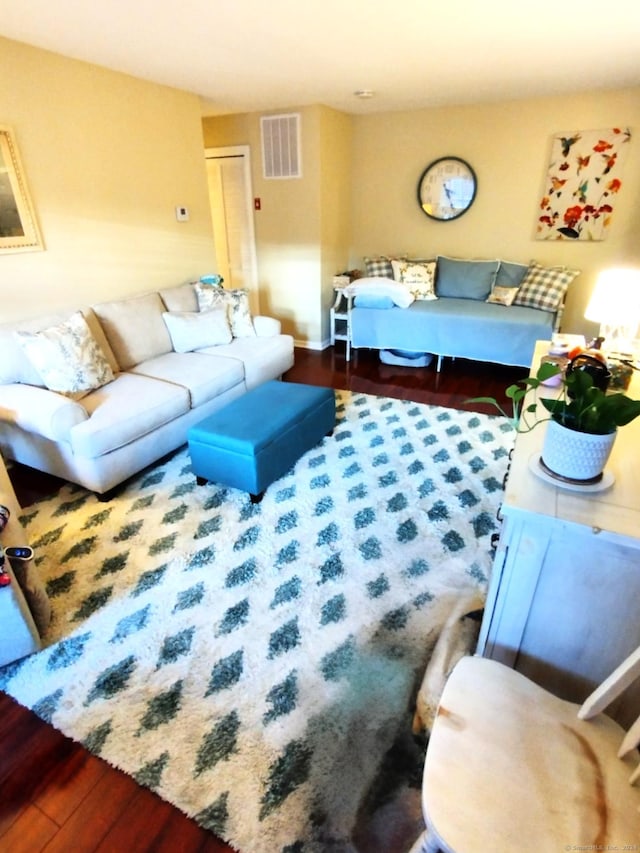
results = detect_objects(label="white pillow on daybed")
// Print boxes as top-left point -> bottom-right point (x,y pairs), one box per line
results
344,277 -> 415,309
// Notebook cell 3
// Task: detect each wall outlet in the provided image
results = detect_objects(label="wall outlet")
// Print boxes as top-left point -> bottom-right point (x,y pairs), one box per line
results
175,206 -> 189,222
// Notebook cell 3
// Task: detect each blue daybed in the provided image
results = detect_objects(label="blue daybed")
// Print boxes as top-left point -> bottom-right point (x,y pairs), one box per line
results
347,256 -> 577,370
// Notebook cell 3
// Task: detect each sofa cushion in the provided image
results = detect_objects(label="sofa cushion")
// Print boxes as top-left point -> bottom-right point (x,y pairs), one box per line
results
391,259 -> 437,301
159,282 -> 199,313
436,257 -> 500,300
513,261 -> 579,312
92,292 -> 173,370
162,309 -> 232,352
130,352 -> 244,408
14,311 -> 115,400
71,372 -> 190,459
198,335 -> 295,391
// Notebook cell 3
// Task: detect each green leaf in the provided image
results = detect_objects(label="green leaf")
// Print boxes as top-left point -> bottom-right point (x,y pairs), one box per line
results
505,384 -> 523,400
535,362 -> 562,382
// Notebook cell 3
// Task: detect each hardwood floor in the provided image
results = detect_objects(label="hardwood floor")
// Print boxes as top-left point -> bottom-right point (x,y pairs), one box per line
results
1,346 -> 526,853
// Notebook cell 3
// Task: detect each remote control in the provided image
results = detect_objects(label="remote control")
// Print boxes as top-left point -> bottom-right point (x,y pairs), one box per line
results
5,546 -> 34,561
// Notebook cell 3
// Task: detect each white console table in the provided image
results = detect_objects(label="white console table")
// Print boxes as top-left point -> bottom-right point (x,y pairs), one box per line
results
330,284 -> 353,361
477,342 -> 640,725
0,455 -> 42,666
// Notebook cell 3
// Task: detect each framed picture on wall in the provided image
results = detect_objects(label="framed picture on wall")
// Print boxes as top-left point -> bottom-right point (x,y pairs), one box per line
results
0,125 -> 44,253
536,127 -> 631,241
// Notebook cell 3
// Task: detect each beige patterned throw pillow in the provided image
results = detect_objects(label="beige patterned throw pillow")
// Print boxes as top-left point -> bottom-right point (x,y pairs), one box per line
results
15,311 -> 115,399
391,259 -> 438,300
486,285 -> 518,306
195,284 -> 256,338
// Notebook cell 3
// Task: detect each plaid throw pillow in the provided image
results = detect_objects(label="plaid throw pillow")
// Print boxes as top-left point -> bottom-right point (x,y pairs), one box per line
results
363,255 -> 407,278
514,262 -> 579,312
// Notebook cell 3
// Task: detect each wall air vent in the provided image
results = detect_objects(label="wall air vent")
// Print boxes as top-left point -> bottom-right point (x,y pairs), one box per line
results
260,113 -> 302,179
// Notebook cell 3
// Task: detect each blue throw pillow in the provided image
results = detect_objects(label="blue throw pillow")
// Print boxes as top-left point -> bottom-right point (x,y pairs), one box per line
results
494,260 -> 528,289
436,256 -> 499,300
353,294 -> 395,309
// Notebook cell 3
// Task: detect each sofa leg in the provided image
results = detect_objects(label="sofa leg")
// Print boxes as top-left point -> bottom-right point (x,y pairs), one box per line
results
196,476 -> 208,486
250,491 -> 264,504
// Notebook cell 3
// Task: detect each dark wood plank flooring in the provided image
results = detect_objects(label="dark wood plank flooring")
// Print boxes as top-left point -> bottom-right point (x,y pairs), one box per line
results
1,346 -> 525,852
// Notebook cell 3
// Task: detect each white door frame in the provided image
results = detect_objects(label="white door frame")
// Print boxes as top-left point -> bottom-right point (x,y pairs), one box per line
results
204,145 -> 259,301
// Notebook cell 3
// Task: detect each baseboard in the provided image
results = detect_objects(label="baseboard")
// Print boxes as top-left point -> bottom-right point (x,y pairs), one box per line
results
293,337 -> 332,351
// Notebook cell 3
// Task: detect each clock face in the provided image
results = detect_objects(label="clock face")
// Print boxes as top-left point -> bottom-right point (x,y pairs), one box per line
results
417,157 -> 477,221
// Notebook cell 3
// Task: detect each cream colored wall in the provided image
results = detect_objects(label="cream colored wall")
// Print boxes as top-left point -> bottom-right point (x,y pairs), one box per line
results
203,105 -> 353,344
350,89 -> 640,337
0,37 -> 217,323
319,108 -> 353,342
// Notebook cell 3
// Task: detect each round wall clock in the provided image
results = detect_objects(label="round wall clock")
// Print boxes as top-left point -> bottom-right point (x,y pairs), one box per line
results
417,156 -> 477,221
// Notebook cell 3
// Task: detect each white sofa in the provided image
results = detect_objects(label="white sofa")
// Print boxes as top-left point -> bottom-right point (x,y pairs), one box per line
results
0,283 -> 294,497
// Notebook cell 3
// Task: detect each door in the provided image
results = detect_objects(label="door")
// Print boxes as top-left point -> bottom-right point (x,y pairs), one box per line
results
205,146 -> 259,313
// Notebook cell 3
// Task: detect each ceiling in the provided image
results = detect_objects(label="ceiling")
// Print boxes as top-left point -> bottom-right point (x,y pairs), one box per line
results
3,0 -> 640,116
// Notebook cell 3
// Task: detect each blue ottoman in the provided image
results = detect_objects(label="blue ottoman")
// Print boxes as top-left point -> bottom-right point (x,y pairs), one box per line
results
188,381 -> 336,502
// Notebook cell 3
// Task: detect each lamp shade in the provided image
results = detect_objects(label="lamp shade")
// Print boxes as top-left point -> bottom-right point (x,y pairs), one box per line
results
585,268 -> 640,323
585,268 -> 640,356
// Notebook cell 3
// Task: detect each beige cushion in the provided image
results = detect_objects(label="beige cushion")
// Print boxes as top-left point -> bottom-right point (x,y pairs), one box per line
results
92,292 -> 172,370
159,283 -> 199,313
198,335 -> 294,390
14,311 -> 115,400
70,373 -> 190,458
130,352 -> 244,408
487,285 -> 518,306
195,284 -> 256,338
162,309 -> 232,352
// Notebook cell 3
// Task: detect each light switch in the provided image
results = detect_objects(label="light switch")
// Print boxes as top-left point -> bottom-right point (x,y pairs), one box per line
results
176,206 -> 190,222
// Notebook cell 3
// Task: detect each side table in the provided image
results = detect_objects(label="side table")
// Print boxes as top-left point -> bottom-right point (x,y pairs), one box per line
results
330,282 -> 353,361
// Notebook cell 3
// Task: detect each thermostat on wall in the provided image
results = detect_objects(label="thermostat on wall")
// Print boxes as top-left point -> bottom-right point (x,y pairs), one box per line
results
175,206 -> 190,222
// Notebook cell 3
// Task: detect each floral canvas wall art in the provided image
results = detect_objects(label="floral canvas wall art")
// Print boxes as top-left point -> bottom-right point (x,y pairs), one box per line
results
536,127 -> 631,241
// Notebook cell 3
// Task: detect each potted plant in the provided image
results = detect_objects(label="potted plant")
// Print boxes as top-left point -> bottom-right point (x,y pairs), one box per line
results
470,357 -> 640,483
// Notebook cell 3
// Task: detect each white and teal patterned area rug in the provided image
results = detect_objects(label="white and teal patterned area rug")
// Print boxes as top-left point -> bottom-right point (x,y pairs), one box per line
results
1,391 -> 514,853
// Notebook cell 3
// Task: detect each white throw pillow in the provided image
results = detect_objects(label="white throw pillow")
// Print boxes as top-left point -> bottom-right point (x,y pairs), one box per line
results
15,311 -> 115,400
195,284 -> 256,338
162,309 -> 232,352
391,259 -> 438,301
344,277 -> 415,309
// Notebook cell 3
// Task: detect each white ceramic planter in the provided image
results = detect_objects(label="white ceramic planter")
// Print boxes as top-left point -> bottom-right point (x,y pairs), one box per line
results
541,419 -> 617,482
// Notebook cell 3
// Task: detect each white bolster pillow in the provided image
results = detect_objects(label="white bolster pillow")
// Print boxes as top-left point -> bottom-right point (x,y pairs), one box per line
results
344,277 -> 415,308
